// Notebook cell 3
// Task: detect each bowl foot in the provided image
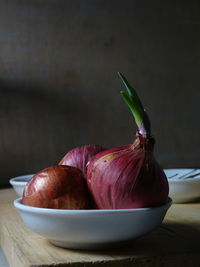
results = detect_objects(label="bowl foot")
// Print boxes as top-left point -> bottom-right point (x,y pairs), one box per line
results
49,239 -> 136,250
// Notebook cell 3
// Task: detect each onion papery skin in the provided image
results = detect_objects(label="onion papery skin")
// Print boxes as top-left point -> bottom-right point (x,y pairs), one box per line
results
22,165 -> 89,209
86,139 -> 169,209
59,145 -> 105,176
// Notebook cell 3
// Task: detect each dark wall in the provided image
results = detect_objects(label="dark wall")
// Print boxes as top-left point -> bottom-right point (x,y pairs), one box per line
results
0,0 -> 200,185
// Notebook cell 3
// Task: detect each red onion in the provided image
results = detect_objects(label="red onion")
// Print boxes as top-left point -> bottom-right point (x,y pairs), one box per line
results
86,73 -> 169,209
22,165 -> 89,209
59,145 -> 105,176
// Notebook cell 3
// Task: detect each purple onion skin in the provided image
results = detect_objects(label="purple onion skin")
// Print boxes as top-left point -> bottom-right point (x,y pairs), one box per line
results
59,145 -> 105,176
86,144 -> 169,209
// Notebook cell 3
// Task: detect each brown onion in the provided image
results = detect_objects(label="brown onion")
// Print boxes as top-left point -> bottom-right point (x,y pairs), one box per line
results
86,73 -> 169,209
59,145 -> 105,176
22,165 -> 89,209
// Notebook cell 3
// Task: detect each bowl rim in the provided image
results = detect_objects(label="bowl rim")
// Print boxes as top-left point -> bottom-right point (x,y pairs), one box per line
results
9,174 -> 34,185
14,197 -> 172,215
164,168 -> 200,182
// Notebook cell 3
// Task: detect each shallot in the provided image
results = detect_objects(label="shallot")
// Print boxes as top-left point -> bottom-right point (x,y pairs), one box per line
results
22,165 -> 89,209
86,73 -> 169,209
59,145 -> 105,176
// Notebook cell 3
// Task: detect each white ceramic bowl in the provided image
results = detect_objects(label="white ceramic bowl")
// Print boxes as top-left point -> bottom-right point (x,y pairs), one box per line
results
164,168 -> 200,203
14,198 -> 172,250
9,174 -> 33,196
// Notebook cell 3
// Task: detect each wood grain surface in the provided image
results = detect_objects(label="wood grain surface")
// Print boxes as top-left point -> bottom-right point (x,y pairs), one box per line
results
0,188 -> 200,267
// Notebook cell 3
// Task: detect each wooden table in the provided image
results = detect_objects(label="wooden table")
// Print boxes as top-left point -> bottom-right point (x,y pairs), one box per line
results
0,188 -> 200,267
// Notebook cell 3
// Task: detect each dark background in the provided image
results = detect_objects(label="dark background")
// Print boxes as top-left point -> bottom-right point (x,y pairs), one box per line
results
0,0 -> 199,185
